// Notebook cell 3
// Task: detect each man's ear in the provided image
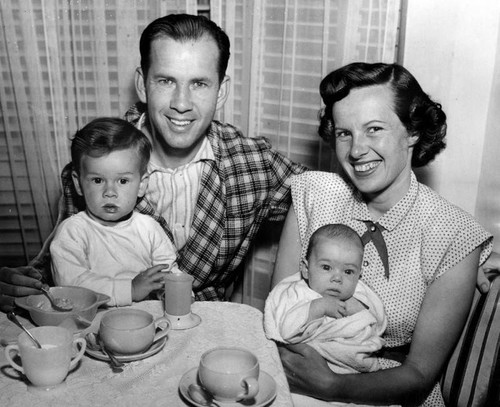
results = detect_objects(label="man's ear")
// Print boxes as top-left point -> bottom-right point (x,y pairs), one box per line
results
71,170 -> 84,196
138,173 -> 149,198
300,258 -> 309,279
216,75 -> 230,111
135,67 -> 147,104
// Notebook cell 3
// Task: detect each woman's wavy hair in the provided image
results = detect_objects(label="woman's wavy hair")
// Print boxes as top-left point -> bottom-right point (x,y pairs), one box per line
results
318,62 -> 447,167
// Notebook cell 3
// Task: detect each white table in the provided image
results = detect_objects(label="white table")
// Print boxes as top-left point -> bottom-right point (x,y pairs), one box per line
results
0,301 -> 293,406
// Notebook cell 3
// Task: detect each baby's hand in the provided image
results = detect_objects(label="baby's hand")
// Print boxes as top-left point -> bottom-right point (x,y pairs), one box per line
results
321,296 -> 347,318
132,264 -> 169,302
308,297 -> 346,321
344,297 -> 368,316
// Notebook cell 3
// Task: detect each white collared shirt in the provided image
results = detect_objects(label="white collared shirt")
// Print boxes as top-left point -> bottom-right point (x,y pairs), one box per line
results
137,114 -> 215,249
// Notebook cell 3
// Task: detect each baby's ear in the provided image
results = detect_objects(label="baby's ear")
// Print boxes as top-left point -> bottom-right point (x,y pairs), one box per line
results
71,170 -> 83,196
300,258 -> 309,279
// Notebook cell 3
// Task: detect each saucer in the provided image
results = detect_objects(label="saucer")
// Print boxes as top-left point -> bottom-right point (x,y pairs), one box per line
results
179,367 -> 277,407
85,335 -> 167,362
165,312 -> 201,330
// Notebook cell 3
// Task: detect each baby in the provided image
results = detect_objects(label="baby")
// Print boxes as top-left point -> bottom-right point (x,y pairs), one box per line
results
264,223 -> 387,374
50,117 -> 181,306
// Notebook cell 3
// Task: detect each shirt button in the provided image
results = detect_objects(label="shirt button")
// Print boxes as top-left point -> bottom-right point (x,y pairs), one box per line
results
370,225 -> 376,232
363,261 -> 369,267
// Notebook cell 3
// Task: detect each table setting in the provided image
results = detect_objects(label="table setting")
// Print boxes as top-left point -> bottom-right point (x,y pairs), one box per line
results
0,274 -> 293,407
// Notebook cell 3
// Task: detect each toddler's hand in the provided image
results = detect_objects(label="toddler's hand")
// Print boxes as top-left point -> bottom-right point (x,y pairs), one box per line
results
132,264 -> 168,302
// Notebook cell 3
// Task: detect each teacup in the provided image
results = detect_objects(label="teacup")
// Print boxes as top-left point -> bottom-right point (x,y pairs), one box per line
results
99,308 -> 170,355
4,326 -> 86,390
198,347 -> 259,402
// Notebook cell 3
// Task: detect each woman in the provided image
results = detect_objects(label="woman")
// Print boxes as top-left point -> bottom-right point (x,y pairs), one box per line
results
272,63 -> 492,406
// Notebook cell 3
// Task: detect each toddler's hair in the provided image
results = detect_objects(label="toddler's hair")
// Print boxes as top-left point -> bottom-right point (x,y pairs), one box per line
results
71,117 -> 152,175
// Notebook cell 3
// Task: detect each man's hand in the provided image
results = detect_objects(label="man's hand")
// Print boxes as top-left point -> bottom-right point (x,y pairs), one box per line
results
0,266 -> 43,312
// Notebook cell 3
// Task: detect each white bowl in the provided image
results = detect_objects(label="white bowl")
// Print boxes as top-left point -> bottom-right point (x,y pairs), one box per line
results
15,286 -> 110,326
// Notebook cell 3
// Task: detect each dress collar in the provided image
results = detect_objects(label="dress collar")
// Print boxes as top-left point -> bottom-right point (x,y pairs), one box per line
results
351,172 -> 419,232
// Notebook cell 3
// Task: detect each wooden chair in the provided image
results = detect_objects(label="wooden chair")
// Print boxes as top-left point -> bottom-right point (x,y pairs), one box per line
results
441,272 -> 500,406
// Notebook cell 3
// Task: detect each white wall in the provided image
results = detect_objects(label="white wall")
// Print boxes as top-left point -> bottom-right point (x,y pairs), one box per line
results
401,0 -> 500,216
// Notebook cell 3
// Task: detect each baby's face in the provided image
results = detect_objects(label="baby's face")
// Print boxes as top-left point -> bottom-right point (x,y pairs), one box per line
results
72,148 -> 147,226
303,236 -> 363,301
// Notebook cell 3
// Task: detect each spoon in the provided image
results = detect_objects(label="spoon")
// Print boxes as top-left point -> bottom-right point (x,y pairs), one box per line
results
188,384 -> 220,407
97,335 -> 124,372
7,311 -> 42,349
40,284 -> 73,311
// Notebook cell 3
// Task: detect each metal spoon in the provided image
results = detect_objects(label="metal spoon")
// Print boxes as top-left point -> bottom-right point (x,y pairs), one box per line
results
7,311 -> 42,349
40,284 -> 73,311
188,384 -> 220,407
97,335 -> 124,372
85,332 -> 123,372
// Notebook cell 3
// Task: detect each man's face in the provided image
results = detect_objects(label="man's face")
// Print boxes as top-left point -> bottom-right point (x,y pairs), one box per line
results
136,36 -> 228,166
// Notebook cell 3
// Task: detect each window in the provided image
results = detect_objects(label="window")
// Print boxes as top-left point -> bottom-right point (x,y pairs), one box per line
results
217,0 -> 402,309
0,1 -> 402,312
0,0 -> 201,266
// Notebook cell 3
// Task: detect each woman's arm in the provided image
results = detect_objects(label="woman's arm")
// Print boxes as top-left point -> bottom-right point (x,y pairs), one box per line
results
281,247 -> 481,406
271,208 -> 302,288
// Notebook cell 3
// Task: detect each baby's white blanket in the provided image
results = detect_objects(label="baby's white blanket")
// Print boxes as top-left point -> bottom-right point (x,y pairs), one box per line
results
264,273 -> 387,374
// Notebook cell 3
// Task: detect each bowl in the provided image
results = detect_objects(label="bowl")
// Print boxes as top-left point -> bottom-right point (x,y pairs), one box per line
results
15,286 -> 110,327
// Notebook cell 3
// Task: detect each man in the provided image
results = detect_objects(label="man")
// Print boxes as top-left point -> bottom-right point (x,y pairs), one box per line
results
0,14 -> 306,311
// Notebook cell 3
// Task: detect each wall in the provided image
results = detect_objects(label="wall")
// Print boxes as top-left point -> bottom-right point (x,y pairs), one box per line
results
401,0 -> 500,226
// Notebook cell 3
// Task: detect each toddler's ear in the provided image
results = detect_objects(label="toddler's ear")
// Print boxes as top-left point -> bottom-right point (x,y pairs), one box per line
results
71,170 -> 84,196
138,173 -> 149,198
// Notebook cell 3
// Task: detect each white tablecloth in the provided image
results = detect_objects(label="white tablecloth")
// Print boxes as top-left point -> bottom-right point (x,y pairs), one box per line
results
0,301 -> 293,407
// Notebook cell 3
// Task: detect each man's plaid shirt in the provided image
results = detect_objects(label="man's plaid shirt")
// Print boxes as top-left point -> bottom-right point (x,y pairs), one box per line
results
31,104 -> 307,301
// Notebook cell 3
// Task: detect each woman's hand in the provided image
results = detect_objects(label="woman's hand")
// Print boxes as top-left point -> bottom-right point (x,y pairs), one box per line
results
278,343 -> 335,399
0,266 -> 43,312
477,251 -> 500,294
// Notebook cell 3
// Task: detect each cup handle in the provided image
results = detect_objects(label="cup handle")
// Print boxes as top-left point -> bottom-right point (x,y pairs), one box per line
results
4,344 -> 24,374
69,337 -> 87,370
237,376 -> 259,401
153,316 -> 171,343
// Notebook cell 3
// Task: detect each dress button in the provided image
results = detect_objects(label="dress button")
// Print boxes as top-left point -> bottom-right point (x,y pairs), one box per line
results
363,261 -> 369,267
370,225 -> 376,232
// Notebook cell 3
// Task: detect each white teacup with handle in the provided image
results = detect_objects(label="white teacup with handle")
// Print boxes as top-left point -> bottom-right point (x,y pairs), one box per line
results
198,347 -> 260,402
99,308 -> 170,355
5,326 -> 86,390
